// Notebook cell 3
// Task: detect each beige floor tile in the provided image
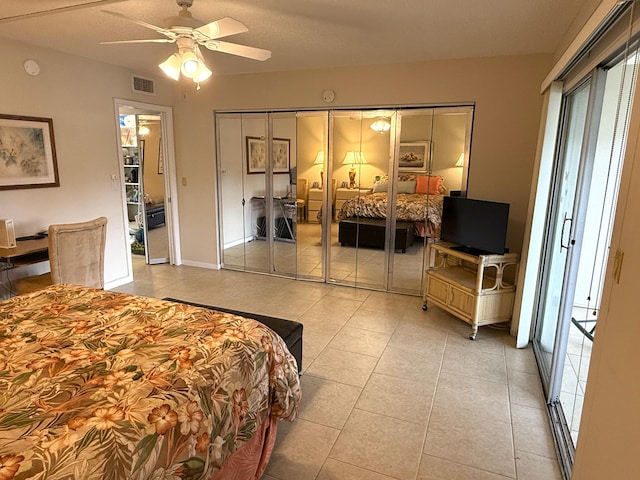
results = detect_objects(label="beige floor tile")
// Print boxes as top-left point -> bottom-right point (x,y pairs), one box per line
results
511,404 -> 557,458
305,347 -> 378,387
302,328 -> 335,361
346,308 -> 401,334
418,454 -> 514,480
298,376 -> 361,429
375,345 -> 443,383
329,409 -> 426,479
508,370 -> 547,410
317,458 -> 397,480
424,407 -> 516,478
387,324 -> 448,353
265,418 -> 340,480
433,371 -> 511,423
355,372 -> 436,425
505,345 -> 539,375
441,343 -> 508,384
514,451 -> 562,480
327,326 -> 391,357
299,309 -> 351,336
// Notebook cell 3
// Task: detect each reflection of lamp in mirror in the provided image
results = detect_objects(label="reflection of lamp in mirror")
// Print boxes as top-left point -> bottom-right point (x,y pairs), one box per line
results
342,151 -> 367,189
314,151 -> 325,188
370,117 -> 391,134
455,153 -> 464,167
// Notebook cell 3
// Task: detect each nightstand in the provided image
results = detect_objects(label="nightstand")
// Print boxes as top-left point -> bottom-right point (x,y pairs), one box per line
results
335,187 -> 371,220
307,188 -> 323,223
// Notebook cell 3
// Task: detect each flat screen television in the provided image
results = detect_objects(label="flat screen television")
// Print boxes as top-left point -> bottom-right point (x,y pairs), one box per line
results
440,196 -> 510,255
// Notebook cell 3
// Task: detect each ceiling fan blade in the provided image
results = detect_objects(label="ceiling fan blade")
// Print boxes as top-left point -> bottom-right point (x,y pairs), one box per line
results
100,39 -> 176,44
0,0 -> 127,23
204,40 -> 272,61
102,10 -> 176,39
195,17 -> 248,40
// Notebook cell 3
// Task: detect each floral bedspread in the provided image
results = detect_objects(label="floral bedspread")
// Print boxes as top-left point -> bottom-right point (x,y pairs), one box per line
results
338,192 -> 443,228
0,285 -> 301,480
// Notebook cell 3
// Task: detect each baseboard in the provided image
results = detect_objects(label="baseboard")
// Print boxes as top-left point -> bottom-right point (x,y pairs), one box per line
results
180,260 -> 220,269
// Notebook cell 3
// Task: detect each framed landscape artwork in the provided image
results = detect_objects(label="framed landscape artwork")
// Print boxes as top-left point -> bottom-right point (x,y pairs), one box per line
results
0,114 -> 59,190
246,136 -> 290,174
398,142 -> 430,172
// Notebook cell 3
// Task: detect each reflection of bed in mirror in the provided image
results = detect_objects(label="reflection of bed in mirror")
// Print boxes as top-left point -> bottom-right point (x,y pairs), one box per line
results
337,174 -> 445,241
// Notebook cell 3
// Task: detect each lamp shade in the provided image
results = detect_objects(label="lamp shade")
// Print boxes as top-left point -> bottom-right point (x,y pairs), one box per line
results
159,54 -> 182,81
342,151 -> 367,165
455,153 -> 464,167
314,151 -> 325,164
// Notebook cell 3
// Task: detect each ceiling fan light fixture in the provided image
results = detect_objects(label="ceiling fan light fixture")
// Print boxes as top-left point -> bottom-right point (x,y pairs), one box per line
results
371,117 -> 391,133
180,51 -> 200,76
159,53 -> 182,81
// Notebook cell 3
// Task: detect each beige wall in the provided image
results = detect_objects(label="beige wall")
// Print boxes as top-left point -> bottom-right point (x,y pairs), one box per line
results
0,38 -> 174,285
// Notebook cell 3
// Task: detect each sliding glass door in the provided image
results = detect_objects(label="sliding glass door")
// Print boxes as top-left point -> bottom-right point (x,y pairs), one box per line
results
533,46 -> 638,474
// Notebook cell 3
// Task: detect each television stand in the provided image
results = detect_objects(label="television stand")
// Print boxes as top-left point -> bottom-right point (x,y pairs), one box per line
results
422,241 -> 519,339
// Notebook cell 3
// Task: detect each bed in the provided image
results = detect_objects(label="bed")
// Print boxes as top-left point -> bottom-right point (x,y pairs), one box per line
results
0,285 -> 301,480
337,175 -> 445,238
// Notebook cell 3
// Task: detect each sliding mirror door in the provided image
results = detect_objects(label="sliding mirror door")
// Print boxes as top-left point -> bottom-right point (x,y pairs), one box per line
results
271,113 -> 298,277
329,110 -> 391,290
295,112 -> 329,280
217,113 -> 269,273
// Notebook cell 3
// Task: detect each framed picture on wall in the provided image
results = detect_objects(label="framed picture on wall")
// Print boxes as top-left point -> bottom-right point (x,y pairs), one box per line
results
157,137 -> 164,174
246,136 -> 290,174
398,141 -> 430,172
0,114 -> 59,190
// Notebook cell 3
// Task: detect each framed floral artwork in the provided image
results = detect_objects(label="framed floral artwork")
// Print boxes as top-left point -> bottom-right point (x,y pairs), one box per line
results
398,141 -> 430,172
246,136 -> 290,174
0,114 -> 59,190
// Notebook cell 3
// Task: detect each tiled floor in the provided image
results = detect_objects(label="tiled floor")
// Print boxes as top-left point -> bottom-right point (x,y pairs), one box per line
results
113,259 -> 562,480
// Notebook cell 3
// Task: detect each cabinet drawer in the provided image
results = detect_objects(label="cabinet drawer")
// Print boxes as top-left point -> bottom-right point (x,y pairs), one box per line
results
449,285 -> 474,318
426,275 -> 449,304
308,200 -> 323,210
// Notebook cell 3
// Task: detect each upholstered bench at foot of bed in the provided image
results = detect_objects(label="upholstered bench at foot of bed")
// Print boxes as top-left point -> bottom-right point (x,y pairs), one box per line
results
163,298 -> 303,374
338,217 -> 415,252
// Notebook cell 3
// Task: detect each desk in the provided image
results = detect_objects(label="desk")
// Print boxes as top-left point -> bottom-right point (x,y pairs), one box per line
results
1,237 -> 49,299
250,197 -> 296,242
0,237 -> 49,266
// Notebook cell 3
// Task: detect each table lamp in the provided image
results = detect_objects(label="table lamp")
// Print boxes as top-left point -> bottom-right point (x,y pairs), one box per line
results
342,151 -> 367,189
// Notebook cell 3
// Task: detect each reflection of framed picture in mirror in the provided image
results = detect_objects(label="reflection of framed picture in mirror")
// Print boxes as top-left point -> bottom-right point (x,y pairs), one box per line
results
398,142 -> 430,172
246,136 -> 290,174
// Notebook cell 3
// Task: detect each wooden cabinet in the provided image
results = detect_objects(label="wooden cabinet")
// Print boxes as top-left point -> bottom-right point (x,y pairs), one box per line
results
423,241 -> 519,339
308,188 -> 323,223
334,187 -> 371,220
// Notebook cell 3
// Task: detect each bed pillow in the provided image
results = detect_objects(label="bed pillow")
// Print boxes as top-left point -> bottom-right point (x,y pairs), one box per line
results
372,179 -> 388,192
416,175 -> 444,195
397,180 -> 416,194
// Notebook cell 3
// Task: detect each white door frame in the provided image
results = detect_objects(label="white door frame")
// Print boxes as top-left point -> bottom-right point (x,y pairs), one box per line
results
113,98 -> 181,281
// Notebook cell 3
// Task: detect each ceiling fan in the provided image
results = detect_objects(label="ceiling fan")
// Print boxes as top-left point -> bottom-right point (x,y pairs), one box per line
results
101,0 -> 271,87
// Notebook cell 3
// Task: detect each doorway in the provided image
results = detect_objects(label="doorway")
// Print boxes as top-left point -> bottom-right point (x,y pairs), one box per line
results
114,99 -> 181,279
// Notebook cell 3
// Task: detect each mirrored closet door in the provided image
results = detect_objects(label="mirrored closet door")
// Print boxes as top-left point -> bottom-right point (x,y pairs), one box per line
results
216,105 -> 473,296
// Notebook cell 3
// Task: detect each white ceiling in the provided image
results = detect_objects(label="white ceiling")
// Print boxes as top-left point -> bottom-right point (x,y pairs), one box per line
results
0,0 -> 585,78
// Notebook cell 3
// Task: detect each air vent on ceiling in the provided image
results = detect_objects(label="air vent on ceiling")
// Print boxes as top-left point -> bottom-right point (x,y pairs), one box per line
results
132,75 -> 155,95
